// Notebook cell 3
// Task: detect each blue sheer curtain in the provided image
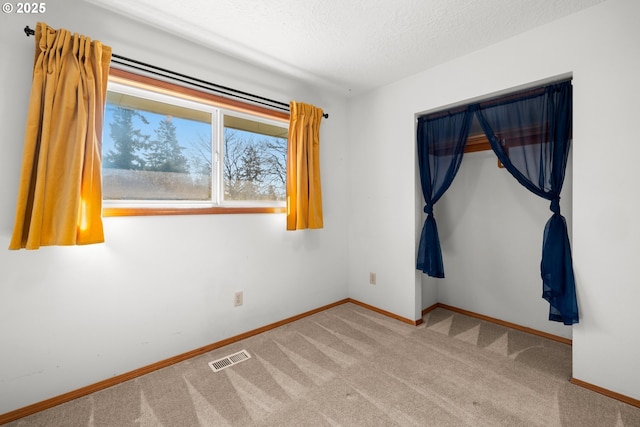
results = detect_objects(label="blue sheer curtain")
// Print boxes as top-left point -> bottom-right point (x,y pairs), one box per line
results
416,109 -> 473,277
475,81 -> 577,324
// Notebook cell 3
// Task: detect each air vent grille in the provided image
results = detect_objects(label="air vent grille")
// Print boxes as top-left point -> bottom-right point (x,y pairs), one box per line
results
208,350 -> 251,372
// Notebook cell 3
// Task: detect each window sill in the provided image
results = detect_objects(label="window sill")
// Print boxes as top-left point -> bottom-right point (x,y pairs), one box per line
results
103,206 -> 286,217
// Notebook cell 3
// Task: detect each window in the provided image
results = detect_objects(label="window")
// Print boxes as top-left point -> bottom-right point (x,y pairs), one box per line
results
102,69 -> 289,216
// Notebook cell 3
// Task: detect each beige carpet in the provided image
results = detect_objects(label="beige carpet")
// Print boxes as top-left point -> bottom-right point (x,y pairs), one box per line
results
6,303 -> 640,426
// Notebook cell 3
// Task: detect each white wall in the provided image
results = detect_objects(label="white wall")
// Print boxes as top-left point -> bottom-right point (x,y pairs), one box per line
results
348,0 -> 640,400
346,88 -> 422,321
0,0 -> 349,414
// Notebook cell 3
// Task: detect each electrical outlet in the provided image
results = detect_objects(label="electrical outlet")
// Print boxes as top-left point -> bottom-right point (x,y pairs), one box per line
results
234,291 -> 243,307
369,272 -> 376,285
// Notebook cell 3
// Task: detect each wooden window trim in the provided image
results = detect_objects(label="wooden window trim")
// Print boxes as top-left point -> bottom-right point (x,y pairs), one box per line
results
108,68 -> 290,122
103,68 -> 289,217
103,206 -> 286,217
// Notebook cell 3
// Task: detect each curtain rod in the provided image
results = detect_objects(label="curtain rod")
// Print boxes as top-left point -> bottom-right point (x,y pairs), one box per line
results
23,25 -> 329,119
416,74 -> 571,121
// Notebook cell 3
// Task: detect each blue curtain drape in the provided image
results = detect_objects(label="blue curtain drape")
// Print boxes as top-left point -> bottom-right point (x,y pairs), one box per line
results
475,81 -> 577,324
416,80 -> 577,325
416,109 -> 473,277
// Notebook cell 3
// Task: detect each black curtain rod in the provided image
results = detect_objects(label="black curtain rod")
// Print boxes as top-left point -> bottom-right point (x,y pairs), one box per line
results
23,25 -> 329,119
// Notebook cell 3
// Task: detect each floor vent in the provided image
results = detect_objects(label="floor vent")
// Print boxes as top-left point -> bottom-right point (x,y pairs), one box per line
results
208,350 -> 251,372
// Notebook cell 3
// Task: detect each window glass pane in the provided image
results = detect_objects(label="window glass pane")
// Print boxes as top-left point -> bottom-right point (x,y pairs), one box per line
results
223,115 -> 288,202
103,91 -> 213,201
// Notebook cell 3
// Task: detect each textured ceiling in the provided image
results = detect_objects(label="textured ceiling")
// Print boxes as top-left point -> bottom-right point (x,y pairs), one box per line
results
85,0 -> 605,96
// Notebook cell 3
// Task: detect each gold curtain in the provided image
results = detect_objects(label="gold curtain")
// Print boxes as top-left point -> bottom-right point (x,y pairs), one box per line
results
286,101 -> 324,230
9,22 -> 112,250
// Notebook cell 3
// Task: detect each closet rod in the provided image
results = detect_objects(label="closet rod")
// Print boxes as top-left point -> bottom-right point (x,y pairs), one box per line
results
23,25 -> 329,119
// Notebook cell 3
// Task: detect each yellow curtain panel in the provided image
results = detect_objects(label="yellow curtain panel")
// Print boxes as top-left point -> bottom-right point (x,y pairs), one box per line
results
286,101 -> 324,230
9,22 -> 112,250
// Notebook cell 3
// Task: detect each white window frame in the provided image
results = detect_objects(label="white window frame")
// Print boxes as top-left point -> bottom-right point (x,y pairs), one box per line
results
216,108 -> 288,208
102,69 -> 289,216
